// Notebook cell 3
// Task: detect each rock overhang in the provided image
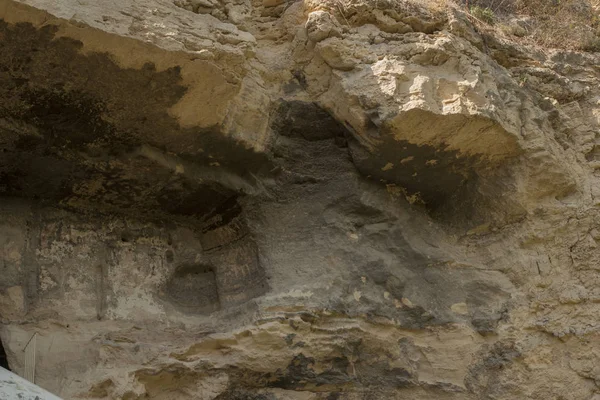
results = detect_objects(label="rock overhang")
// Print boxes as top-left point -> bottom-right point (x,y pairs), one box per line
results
0,0 -> 530,219
0,7 -> 272,219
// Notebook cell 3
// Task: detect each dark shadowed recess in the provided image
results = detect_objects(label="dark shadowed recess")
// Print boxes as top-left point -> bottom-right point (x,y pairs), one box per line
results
0,19 -> 271,314
0,20 -> 271,221
0,337 -> 9,370
268,100 -> 511,331
347,134 -> 479,210
270,99 -> 481,212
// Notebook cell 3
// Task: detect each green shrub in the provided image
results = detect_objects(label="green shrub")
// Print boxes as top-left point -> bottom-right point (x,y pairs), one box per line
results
582,35 -> 600,52
470,5 -> 496,24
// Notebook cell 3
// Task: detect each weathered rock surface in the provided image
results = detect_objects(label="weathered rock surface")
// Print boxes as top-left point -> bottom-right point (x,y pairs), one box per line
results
1,0 -> 600,399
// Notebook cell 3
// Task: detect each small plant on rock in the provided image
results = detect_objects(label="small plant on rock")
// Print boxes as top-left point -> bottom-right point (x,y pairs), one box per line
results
470,5 -> 496,24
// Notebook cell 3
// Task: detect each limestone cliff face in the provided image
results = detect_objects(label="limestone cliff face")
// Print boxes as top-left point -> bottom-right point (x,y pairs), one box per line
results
0,0 -> 599,399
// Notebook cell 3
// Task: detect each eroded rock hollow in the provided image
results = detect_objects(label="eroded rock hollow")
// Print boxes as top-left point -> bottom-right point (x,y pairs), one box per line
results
1,0 -> 600,399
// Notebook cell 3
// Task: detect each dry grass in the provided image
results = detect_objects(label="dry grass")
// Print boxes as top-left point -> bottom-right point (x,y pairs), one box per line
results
454,0 -> 600,52
314,0 -> 600,52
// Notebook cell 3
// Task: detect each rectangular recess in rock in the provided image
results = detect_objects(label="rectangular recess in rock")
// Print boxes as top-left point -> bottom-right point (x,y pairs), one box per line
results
208,239 -> 267,307
165,264 -> 221,314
